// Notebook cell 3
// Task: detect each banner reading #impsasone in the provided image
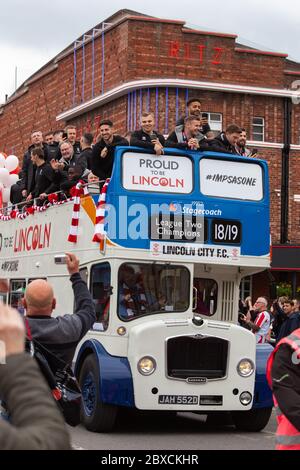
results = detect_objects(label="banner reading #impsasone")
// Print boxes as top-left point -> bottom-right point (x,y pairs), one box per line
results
122,152 -> 193,194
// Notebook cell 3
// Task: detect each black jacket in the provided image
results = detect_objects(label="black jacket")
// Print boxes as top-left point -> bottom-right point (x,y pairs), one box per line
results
77,147 -> 93,172
92,135 -> 128,180
20,144 -> 51,193
130,129 -> 165,151
26,273 -> 96,364
276,312 -> 300,343
31,163 -> 59,198
208,132 -> 238,154
271,342 -> 300,431
0,354 -> 71,450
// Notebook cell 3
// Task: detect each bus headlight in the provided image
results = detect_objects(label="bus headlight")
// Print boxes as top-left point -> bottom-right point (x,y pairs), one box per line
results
137,357 -> 156,376
239,391 -> 252,406
237,359 -> 254,377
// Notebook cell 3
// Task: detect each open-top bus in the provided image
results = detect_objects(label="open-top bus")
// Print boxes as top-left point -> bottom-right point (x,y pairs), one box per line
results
0,147 -> 273,432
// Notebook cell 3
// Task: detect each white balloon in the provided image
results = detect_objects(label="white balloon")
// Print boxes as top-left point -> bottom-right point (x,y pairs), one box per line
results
8,174 -> 19,186
5,155 -> 19,172
2,187 -> 11,203
0,168 -> 10,187
0,154 -> 6,169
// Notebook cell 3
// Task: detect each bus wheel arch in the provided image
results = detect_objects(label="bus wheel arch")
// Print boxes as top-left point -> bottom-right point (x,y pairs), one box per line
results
79,353 -> 118,432
231,407 -> 272,432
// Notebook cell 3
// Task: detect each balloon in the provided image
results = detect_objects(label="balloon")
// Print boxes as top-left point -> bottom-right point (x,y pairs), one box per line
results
8,174 -> 19,186
2,187 -> 11,203
0,154 -> 5,169
4,155 -> 19,172
10,166 -> 20,175
0,168 -> 10,187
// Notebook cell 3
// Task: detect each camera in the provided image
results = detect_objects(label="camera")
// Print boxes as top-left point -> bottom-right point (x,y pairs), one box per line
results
54,254 -> 67,264
202,113 -> 208,119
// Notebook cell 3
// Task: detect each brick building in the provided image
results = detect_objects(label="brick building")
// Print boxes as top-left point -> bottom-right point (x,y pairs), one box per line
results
1,9 -> 300,300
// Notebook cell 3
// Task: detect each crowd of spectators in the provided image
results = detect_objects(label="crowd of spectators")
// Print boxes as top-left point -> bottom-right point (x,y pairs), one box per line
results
8,97 -> 257,207
239,295 -> 300,345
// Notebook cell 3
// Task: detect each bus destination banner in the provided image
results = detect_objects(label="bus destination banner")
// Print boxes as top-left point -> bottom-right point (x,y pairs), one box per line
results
122,152 -> 193,193
150,241 -> 241,262
200,158 -> 263,201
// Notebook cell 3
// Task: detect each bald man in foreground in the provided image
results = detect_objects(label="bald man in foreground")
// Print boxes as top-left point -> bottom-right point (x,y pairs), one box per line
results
24,253 -> 96,364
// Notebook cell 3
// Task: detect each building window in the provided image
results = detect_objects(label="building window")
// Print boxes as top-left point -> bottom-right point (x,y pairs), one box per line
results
203,112 -> 222,132
252,117 -> 264,141
239,276 -> 252,300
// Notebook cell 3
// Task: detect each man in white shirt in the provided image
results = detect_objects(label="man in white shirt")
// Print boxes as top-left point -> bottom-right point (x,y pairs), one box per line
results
241,296 -> 270,344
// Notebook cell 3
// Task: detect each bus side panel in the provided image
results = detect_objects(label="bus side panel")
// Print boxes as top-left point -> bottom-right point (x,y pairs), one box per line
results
75,340 -> 135,408
252,344 -> 273,409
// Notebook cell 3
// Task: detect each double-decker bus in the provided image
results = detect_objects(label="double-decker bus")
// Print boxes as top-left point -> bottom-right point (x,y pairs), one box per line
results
0,147 -> 273,432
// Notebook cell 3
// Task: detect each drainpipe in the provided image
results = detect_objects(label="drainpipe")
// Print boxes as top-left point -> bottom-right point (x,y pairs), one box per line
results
280,97 -> 291,244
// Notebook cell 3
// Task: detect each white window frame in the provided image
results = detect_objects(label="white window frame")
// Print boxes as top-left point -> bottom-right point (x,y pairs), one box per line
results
239,276 -> 253,300
252,117 -> 264,141
203,112 -> 222,132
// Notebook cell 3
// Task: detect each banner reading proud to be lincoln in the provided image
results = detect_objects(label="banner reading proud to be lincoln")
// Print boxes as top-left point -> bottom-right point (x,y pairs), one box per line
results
122,152 -> 193,194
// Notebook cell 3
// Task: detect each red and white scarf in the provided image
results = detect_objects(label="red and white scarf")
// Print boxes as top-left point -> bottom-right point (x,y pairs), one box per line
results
68,181 -> 89,243
93,179 -> 110,250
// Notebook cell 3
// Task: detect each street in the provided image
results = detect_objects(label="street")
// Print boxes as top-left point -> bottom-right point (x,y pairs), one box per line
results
71,409 -> 277,450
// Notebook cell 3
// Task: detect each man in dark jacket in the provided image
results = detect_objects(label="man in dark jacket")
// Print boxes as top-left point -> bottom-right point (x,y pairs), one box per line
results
166,116 -> 208,151
276,300 -> 300,343
0,302 -> 70,450
208,124 -> 242,154
176,97 -> 211,135
79,132 -> 94,171
26,148 -> 59,204
10,130 -> 50,205
92,119 -> 128,181
24,253 -> 96,365
130,112 -> 165,156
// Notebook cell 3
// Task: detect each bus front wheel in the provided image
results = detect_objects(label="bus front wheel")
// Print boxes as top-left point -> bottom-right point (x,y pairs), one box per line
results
79,354 -> 118,432
231,407 -> 272,432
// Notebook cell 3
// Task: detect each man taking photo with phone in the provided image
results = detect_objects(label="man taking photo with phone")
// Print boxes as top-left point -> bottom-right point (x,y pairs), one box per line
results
130,112 -> 165,156
23,252 -> 96,365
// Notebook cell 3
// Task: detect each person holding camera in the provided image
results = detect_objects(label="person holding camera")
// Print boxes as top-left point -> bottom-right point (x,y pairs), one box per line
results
176,97 -> 211,135
0,302 -> 70,450
130,112 -> 165,156
24,253 -> 96,364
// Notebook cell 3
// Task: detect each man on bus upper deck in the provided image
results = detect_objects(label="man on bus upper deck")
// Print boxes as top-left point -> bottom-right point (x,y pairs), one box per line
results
130,112 -> 165,156
166,116 -> 208,151
23,253 -> 96,364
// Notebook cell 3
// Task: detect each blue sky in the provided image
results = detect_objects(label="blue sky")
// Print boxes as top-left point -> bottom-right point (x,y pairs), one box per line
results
1,0 -> 299,102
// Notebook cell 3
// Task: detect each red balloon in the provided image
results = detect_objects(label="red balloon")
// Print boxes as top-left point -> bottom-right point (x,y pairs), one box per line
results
10,167 -> 20,175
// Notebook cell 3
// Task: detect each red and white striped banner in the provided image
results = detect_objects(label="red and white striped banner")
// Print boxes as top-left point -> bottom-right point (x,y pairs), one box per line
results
68,182 -> 89,243
93,179 -> 110,251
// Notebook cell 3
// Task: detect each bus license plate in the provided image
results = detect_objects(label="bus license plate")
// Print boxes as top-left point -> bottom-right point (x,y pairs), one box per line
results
158,395 -> 198,405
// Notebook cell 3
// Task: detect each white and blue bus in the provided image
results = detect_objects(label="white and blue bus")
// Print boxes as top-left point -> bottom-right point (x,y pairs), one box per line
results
0,147 -> 273,432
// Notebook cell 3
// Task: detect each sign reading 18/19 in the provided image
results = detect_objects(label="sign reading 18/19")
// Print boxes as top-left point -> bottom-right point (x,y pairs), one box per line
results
212,219 -> 242,244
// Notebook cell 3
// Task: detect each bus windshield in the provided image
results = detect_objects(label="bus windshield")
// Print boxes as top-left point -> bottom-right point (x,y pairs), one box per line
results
118,263 -> 190,321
